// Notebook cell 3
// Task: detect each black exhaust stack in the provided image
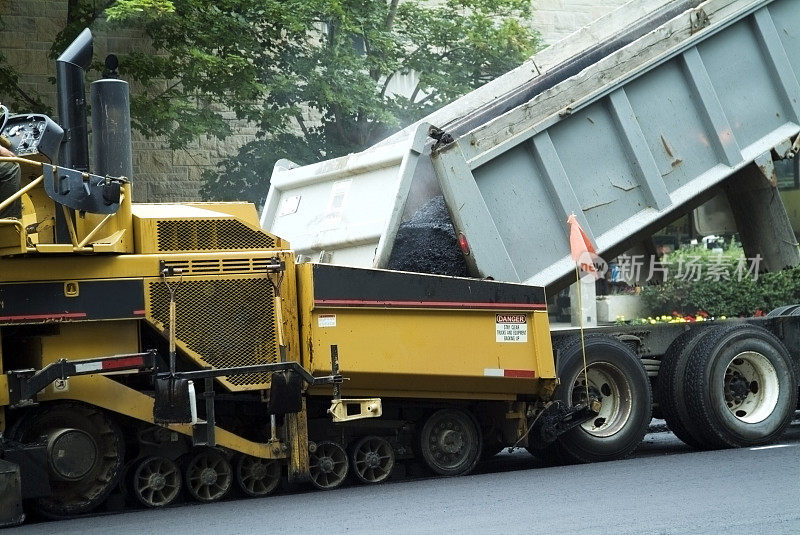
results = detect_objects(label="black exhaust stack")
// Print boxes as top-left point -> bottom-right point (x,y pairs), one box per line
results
91,55 -> 133,179
56,28 -> 93,172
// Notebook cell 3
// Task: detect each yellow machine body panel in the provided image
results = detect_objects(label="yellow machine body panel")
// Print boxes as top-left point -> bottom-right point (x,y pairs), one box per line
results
0,195 -> 300,395
131,202 -> 288,255
1,158 -> 136,255
143,254 -> 300,392
36,321 -> 139,369
298,263 -> 556,401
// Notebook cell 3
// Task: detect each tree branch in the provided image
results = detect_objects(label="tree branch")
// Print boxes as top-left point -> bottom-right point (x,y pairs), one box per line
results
379,72 -> 395,99
409,81 -> 423,104
294,113 -> 325,159
386,0 -> 400,30
11,85 -> 46,109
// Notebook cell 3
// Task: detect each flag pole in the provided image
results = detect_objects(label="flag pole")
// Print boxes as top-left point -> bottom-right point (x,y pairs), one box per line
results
567,213 -> 592,404
575,264 -> 591,404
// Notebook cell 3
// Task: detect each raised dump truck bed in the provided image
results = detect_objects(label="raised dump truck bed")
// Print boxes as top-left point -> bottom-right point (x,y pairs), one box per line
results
262,0 -> 800,290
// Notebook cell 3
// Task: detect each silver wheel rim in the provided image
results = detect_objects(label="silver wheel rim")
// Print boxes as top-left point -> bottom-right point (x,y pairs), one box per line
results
722,351 -> 780,424
134,457 -> 181,508
309,442 -> 348,489
186,450 -> 232,502
570,362 -> 633,437
351,436 -> 394,484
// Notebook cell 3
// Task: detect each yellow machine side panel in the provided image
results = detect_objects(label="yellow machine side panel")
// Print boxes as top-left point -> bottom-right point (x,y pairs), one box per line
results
38,321 -> 140,367
296,262 -> 316,372
0,374 -> 8,407
279,258 -> 302,365
297,263 -> 555,401
0,253 -> 162,283
131,203 -> 286,255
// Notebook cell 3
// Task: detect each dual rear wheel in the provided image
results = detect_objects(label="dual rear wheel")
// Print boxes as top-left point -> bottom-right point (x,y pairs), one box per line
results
658,324 -> 797,449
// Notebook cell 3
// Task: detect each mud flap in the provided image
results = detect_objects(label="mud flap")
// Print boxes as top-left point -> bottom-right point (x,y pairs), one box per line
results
0,459 -> 24,527
153,376 -> 194,424
285,398 -> 310,484
268,371 -> 303,415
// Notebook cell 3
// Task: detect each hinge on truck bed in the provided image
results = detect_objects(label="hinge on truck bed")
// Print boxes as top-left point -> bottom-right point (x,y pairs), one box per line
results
690,8 -> 710,34
791,134 -> 800,158
428,126 -> 454,151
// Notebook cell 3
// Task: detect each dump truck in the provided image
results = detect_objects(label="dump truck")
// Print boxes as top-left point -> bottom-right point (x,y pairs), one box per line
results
261,0 -> 800,469
0,30 -> 648,526
2,0 -> 799,526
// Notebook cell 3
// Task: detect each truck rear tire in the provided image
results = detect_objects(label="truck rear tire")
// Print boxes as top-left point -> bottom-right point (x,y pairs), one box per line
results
655,327 -> 710,449
683,324 -> 798,448
550,334 -> 652,463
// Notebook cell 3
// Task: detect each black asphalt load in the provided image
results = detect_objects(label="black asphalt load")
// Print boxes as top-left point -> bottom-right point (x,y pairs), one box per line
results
387,196 -> 468,277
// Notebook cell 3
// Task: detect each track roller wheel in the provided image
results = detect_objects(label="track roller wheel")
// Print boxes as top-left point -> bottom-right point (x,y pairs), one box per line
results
234,455 -> 281,497
184,449 -> 233,502
350,436 -> 395,484
132,456 -> 182,508
309,441 -> 349,489
9,402 -> 124,518
419,408 -> 481,476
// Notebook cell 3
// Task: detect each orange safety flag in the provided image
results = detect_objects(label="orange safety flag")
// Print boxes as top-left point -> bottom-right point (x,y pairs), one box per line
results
567,214 -> 596,273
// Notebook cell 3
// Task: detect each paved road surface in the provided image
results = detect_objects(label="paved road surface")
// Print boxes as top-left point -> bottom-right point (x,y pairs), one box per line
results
12,418 -> 800,535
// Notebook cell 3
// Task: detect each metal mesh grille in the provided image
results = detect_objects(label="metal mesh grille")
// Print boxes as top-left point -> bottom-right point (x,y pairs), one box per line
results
147,277 -> 278,389
161,257 -> 279,275
156,219 -> 276,252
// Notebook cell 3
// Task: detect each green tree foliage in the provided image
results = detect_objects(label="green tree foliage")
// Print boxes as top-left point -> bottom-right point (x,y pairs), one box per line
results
100,0 -> 541,203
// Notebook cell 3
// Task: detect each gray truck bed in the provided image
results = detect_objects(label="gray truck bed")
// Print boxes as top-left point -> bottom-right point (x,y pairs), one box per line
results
261,0 -> 800,290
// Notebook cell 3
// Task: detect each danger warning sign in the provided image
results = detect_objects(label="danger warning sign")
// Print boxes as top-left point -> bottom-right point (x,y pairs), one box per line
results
496,314 -> 527,343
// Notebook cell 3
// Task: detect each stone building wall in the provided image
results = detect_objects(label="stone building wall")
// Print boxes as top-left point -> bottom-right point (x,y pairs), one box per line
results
533,0 -> 632,45
1,0 -> 630,202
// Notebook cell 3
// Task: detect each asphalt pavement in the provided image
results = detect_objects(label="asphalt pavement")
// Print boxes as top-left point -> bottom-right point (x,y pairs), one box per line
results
10,417 -> 800,535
